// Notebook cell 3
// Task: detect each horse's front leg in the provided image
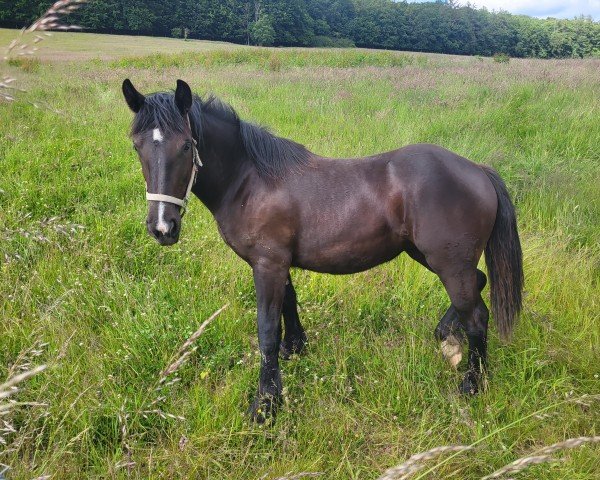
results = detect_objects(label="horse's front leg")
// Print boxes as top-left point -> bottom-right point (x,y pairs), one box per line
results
280,274 -> 308,359
249,260 -> 289,423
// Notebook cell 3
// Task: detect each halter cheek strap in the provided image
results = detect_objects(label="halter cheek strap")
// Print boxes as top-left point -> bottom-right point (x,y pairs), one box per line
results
145,116 -> 202,216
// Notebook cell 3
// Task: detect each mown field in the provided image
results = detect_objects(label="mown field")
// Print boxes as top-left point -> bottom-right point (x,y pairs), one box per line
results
1,28 -> 599,479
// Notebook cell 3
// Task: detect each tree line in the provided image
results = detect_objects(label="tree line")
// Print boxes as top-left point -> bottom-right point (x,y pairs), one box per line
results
2,0 -> 599,58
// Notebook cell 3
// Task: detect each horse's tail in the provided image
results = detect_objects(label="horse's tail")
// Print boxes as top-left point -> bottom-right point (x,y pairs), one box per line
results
481,166 -> 524,341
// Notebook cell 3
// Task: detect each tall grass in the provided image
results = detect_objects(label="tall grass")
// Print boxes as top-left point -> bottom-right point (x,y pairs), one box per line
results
110,48 -> 424,70
0,33 -> 598,479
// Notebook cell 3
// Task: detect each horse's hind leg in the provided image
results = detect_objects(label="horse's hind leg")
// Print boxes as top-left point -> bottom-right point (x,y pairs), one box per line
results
406,247 -> 484,367
437,266 -> 489,394
280,274 -> 307,359
435,270 -> 486,340
434,307 -> 464,367
433,269 -> 487,366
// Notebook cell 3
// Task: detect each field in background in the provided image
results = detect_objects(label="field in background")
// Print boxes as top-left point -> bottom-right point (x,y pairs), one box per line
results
0,28 -> 240,62
1,29 -> 599,479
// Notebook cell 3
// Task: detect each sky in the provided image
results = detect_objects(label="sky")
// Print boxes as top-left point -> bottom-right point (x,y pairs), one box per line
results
406,1 -> 600,20
457,1 -> 600,20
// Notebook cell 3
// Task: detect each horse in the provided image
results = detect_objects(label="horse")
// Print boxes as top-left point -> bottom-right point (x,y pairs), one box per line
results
121,79 -> 523,423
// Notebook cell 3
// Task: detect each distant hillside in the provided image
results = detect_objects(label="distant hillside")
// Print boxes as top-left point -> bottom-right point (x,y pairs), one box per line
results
1,0 -> 599,58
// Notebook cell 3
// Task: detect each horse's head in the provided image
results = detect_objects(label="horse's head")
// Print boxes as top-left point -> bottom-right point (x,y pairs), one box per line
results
122,79 -> 199,246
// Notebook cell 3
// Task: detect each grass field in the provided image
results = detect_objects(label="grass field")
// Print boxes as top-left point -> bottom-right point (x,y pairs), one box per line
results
1,28 -> 599,479
0,29 -> 240,62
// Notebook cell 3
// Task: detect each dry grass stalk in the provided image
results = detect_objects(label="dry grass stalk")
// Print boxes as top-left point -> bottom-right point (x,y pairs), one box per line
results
0,343 -> 48,477
159,304 -> 229,382
0,365 -> 47,401
5,339 -> 48,378
27,1 -> 87,33
271,473 -> 324,480
0,75 -> 23,101
2,1 -> 87,102
481,436 -> 600,479
411,394 -> 600,480
481,455 -> 553,479
537,436 -> 600,454
1,341 -> 48,420
117,305 -> 228,470
377,445 -> 473,480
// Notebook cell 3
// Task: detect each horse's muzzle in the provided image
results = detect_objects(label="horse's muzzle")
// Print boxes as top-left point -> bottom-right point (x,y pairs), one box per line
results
147,218 -> 180,246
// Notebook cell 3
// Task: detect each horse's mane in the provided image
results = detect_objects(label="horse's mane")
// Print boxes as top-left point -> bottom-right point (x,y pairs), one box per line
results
130,91 -> 310,179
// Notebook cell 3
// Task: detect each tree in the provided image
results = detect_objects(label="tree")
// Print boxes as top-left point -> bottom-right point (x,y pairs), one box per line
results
2,0 -> 599,58
250,14 -> 276,46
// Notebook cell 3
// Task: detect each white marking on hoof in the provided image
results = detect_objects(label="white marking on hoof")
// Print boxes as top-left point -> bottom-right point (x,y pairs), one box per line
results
441,334 -> 462,368
153,128 -> 163,142
156,202 -> 170,234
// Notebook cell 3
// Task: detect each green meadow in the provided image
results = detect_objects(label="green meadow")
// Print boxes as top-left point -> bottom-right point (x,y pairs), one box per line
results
1,28 -> 599,479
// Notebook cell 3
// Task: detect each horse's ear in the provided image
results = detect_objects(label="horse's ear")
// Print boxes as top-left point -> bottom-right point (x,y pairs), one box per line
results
175,79 -> 193,116
122,79 -> 145,113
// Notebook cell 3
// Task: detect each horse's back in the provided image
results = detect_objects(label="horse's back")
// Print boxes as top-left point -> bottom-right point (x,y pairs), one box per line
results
389,144 -> 496,210
283,144 -> 496,274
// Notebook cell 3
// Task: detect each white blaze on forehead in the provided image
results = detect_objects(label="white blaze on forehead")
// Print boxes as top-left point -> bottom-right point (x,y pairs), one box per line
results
156,202 -> 170,234
153,128 -> 164,142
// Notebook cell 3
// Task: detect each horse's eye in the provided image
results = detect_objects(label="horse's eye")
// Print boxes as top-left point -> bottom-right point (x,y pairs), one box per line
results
183,142 -> 191,152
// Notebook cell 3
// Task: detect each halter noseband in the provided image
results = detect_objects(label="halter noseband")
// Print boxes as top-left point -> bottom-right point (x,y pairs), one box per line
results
145,116 -> 202,216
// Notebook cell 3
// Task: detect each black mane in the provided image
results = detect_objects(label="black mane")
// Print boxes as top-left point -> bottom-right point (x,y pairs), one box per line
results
130,91 -> 310,179
130,92 -> 187,138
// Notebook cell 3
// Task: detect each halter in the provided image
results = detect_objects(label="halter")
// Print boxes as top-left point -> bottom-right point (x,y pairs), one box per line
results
145,115 -> 202,216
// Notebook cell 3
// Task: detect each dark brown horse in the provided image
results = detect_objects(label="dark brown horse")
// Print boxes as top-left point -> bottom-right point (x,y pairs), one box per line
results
122,79 -> 523,423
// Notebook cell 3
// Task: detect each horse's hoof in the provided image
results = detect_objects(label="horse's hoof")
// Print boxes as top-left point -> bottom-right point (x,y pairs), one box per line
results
248,394 -> 280,424
459,372 -> 479,395
441,334 -> 463,368
280,333 -> 307,360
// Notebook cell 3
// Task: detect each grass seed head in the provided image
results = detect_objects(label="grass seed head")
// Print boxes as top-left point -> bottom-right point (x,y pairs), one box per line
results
482,436 -> 600,479
377,445 -> 473,480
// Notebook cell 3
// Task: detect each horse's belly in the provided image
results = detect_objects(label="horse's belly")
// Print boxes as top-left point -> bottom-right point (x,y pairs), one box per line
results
292,230 -> 406,274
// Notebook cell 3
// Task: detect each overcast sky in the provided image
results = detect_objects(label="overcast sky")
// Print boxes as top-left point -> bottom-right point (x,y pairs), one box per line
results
406,1 -> 600,20
456,1 -> 600,20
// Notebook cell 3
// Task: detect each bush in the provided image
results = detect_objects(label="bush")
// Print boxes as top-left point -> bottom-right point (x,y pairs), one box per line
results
493,52 -> 510,63
171,27 -> 182,38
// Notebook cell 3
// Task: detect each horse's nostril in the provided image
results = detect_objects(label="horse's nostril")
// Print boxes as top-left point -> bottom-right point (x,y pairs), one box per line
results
149,225 -> 162,239
170,220 -> 178,235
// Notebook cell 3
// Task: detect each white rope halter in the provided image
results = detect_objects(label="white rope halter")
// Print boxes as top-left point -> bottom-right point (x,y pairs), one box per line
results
145,116 -> 202,216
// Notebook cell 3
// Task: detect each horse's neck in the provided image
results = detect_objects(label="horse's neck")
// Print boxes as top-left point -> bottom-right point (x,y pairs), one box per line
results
192,114 -> 251,212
